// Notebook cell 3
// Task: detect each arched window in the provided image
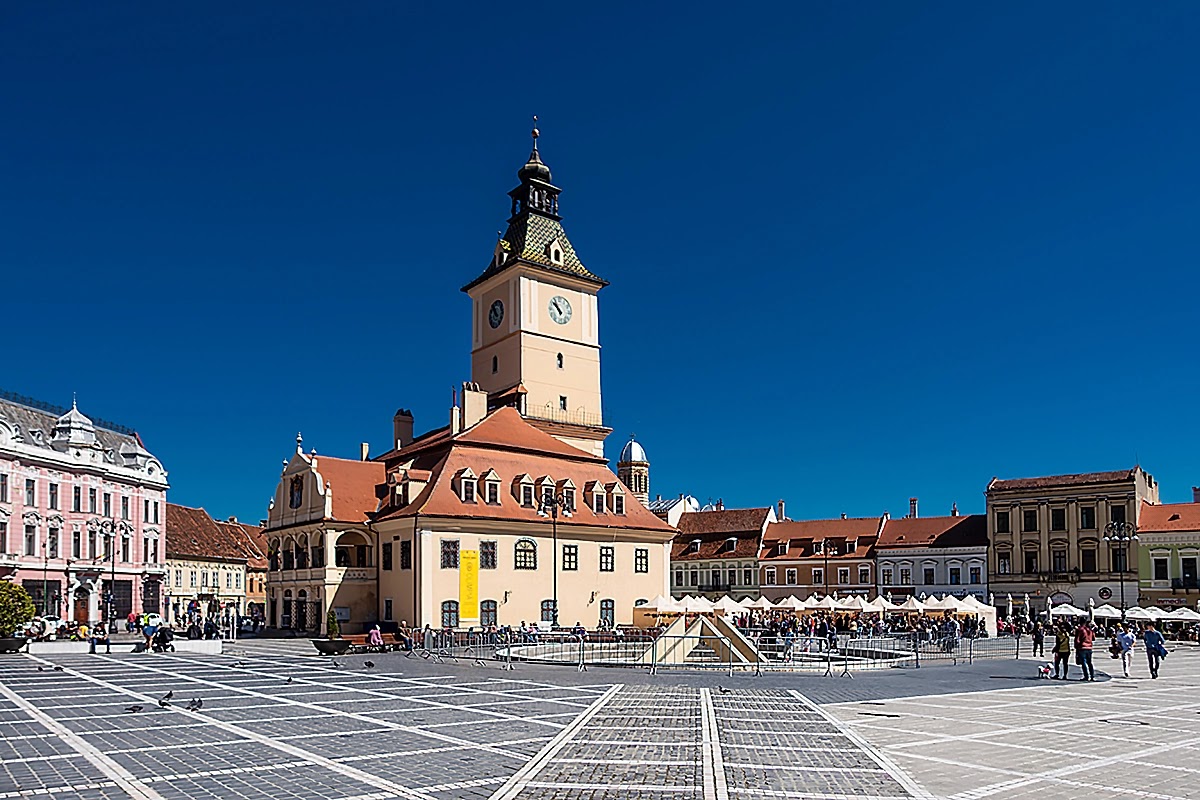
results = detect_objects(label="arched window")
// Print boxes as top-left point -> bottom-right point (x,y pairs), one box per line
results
515,538 -> 537,570
491,355 -> 498,374
441,600 -> 459,629
295,542 -> 307,569
599,599 -> 615,628
556,353 -> 563,369
480,600 -> 498,627
540,599 -> 556,623
282,541 -> 295,571
282,590 -> 293,628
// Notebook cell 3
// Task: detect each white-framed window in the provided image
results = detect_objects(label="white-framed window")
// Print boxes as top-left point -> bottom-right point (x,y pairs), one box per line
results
764,568 -> 776,586
858,565 -> 870,584
882,568 -> 893,585
613,494 -> 625,515
785,568 -> 798,585
812,567 -> 824,587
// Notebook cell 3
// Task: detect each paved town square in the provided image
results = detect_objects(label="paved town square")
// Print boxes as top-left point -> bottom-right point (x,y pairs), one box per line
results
1,641 -> 1196,800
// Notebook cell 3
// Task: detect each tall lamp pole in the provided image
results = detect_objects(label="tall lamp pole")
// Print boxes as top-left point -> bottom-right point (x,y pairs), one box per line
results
538,491 -> 570,628
1103,520 -> 1138,620
42,541 -> 49,616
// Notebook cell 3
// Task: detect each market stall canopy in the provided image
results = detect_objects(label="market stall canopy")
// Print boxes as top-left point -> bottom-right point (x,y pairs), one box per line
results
922,595 -> 963,612
861,597 -> 889,613
836,596 -> 870,611
774,596 -> 807,610
896,597 -> 926,612
1124,607 -> 1155,621
1166,607 -> 1200,622
711,596 -> 744,614
957,595 -> 990,612
1091,604 -> 1123,619
678,595 -> 715,613
807,596 -> 840,611
1048,603 -> 1088,617
745,597 -> 776,610
643,595 -> 684,613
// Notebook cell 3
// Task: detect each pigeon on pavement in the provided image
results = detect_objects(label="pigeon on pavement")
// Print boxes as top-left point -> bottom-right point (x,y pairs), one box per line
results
186,698 -> 204,712
162,691 -> 173,702
717,685 -> 731,694
364,661 -> 375,669
158,699 -> 171,709
285,677 -> 293,684
125,705 -> 143,713
52,666 -> 64,672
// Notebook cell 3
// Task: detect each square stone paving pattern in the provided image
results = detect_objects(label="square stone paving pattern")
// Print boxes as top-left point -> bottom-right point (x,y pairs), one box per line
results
1,639 -> 1197,799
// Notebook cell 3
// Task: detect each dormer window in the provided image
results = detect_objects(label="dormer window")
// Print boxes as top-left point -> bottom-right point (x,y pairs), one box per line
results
776,541 -> 787,556
688,539 -> 701,554
480,469 -> 501,505
613,494 -> 625,515
557,479 -> 576,512
457,468 -> 477,504
592,489 -> 605,514
846,539 -> 856,555
513,474 -> 535,507
723,537 -> 737,554
537,476 -> 555,508
546,237 -> 564,265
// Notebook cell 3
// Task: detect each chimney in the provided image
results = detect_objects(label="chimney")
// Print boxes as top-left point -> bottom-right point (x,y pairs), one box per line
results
717,498 -> 724,511
841,512 -> 848,520
777,499 -> 786,521
909,497 -> 919,519
951,502 -> 959,517
1193,486 -> 1200,504
360,442 -> 370,462
393,409 -> 414,449
461,381 -> 488,430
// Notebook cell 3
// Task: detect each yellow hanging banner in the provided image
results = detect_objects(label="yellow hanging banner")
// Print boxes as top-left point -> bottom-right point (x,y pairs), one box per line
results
459,549 -> 479,621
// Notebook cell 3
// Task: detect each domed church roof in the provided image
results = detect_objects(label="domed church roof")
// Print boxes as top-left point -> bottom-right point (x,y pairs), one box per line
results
619,435 -> 648,464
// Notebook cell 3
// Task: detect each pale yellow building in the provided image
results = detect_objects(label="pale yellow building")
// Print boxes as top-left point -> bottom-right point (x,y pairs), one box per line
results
262,129 -> 672,633
164,503 -> 248,623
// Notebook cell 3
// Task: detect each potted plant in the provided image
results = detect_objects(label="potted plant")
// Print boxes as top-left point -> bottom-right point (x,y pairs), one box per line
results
312,609 -> 350,656
0,582 -> 35,654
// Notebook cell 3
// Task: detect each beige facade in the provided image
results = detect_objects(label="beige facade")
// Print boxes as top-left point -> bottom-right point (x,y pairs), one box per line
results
263,444 -> 383,635
164,555 -> 246,621
986,468 -> 1159,613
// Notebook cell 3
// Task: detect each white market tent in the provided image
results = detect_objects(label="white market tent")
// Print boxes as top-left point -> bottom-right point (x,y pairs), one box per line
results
807,596 -> 840,611
1124,607 -> 1155,621
745,597 -> 776,611
1091,604 -> 1123,619
1166,607 -> 1200,622
774,596 -> 807,610
957,595 -> 991,613
1048,603 -> 1088,617
922,595 -> 963,612
711,596 -> 744,614
678,595 -> 715,614
836,596 -> 870,611
896,597 -> 926,613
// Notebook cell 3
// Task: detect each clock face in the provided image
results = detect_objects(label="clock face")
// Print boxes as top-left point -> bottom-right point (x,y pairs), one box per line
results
548,295 -> 572,325
488,300 -> 504,329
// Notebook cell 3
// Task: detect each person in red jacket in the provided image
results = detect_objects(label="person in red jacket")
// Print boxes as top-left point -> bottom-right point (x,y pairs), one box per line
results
1074,620 -> 1097,681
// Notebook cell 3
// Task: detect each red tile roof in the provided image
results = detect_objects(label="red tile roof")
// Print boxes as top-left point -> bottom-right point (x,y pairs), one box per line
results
373,408 -> 672,534
988,469 -> 1136,492
878,514 -> 988,549
311,455 -> 387,522
218,520 -> 268,570
671,508 -> 772,562
1138,501 -> 1200,533
166,503 -> 247,562
759,517 -> 882,560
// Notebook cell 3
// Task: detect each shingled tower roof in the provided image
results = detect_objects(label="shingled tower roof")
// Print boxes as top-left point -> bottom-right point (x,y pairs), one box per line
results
462,120 -> 606,292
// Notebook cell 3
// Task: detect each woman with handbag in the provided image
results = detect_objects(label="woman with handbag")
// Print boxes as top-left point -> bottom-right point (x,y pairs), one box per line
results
1143,622 -> 1167,679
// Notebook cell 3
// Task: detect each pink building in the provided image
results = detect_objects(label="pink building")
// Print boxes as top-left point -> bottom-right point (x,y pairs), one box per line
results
0,392 -> 169,626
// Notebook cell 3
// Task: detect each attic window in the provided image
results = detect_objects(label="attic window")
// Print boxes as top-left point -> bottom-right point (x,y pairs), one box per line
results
776,541 -> 787,556
547,239 -> 564,265
723,537 -> 737,554
613,494 -> 625,515
521,484 -> 535,507
688,539 -> 701,554
592,489 -> 605,514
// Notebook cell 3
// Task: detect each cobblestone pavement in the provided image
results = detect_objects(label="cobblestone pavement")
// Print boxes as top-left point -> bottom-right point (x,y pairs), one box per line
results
828,646 -> 1200,800
1,640 -> 1195,799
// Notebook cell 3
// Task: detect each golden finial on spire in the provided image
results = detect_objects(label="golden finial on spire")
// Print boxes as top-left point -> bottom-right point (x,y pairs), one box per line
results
531,115 -> 539,150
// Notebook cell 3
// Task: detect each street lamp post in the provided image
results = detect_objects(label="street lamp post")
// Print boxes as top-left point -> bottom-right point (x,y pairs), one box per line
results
1103,520 -> 1138,620
538,491 -> 570,628
42,541 -> 49,617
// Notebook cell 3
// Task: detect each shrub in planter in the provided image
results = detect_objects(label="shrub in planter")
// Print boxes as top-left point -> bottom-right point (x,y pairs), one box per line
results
326,610 -> 340,640
0,582 -> 36,639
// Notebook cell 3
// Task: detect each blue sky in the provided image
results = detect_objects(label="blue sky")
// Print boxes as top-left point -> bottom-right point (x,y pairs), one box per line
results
3,4 -> 1199,523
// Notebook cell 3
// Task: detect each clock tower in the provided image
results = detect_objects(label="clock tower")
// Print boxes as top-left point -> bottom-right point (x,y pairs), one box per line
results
462,123 -> 611,457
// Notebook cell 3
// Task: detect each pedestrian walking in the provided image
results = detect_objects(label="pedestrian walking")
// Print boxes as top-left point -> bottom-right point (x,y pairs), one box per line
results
1143,622 -> 1167,679
1052,623 -> 1071,679
1032,622 -> 1045,657
1074,620 -> 1096,681
1116,624 -> 1135,678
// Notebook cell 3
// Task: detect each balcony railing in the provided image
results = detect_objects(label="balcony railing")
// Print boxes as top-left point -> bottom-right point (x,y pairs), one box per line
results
0,553 -> 19,569
525,405 -> 605,428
